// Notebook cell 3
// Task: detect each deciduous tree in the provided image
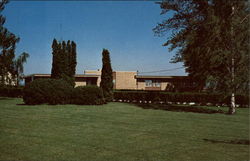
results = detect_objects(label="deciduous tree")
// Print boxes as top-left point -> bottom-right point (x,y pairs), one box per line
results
154,0 -> 249,114
0,0 -> 26,86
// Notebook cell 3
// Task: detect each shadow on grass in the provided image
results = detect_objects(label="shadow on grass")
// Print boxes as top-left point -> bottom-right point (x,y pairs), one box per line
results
203,139 -> 250,145
133,103 -> 225,114
0,97 -> 13,100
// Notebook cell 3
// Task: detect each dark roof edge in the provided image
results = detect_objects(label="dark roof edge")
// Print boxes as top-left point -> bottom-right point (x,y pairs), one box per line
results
24,74 -> 99,78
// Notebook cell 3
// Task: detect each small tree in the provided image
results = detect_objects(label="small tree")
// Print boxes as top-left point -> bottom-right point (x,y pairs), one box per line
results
13,52 -> 29,86
100,49 -> 113,102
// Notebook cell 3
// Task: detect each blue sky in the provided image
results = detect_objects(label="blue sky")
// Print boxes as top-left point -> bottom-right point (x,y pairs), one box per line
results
3,1 -> 186,76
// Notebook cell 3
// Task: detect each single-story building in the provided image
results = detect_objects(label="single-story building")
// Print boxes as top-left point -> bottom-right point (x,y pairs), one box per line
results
24,70 -> 195,91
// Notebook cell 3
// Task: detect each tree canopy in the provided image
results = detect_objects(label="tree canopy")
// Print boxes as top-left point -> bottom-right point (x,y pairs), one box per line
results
0,0 -> 28,86
100,49 -> 113,102
51,39 -> 77,87
154,0 -> 249,114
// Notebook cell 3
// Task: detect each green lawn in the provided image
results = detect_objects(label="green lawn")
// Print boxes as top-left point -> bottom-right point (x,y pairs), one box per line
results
0,98 -> 249,161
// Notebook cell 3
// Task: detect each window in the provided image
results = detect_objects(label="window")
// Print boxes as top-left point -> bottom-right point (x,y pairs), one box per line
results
145,80 -> 152,87
145,80 -> 161,87
153,81 -> 161,87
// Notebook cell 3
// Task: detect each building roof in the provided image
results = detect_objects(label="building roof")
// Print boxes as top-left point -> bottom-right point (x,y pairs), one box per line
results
135,75 -> 188,79
24,74 -> 99,78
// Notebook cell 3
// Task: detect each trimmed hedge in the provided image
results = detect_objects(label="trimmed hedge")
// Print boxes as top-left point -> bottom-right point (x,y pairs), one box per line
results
114,91 -> 249,106
71,86 -> 105,105
23,79 -> 105,105
0,85 -> 23,98
23,79 -> 73,105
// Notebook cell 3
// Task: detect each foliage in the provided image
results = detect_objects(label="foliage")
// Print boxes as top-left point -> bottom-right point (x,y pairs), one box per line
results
23,79 -> 104,105
153,0 -> 249,113
0,85 -> 23,97
100,49 -> 113,102
23,78 -> 73,105
13,52 -> 29,86
71,85 -> 105,105
0,0 -> 20,85
114,90 -> 249,107
51,39 -> 77,87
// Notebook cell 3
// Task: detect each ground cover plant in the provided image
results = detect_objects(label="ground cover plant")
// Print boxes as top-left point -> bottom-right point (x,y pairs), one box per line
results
0,98 -> 249,161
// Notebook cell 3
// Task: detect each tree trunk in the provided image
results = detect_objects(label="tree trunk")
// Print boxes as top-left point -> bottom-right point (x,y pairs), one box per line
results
16,73 -> 19,87
229,92 -> 236,114
228,6 -> 236,115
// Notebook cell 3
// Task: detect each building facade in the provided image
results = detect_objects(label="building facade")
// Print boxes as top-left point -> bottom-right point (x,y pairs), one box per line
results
24,70 -> 194,91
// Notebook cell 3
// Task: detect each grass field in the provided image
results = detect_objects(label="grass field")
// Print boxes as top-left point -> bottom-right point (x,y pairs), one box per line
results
0,97 -> 249,161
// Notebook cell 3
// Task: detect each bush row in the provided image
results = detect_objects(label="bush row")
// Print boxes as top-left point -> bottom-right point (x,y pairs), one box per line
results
0,85 -> 23,97
23,79 -> 105,105
114,91 -> 249,106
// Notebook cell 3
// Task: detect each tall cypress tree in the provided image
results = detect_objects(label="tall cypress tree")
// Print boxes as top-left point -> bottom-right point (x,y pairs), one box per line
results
70,41 -> 77,77
51,39 -> 59,79
100,49 -> 113,102
51,39 -> 77,87
66,40 -> 71,76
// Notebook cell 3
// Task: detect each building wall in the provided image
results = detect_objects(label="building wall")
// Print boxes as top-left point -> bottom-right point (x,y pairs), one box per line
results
114,71 -> 137,90
161,82 -> 173,90
137,81 -> 146,90
75,77 -> 87,87
137,79 -> 178,91
24,71 -> 192,91
84,70 -> 101,86
84,70 -> 101,75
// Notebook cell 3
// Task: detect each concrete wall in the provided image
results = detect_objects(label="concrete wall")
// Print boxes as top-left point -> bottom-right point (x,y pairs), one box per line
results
137,81 -> 146,90
84,70 -> 101,86
84,70 -> 101,75
114,71 -> 137,90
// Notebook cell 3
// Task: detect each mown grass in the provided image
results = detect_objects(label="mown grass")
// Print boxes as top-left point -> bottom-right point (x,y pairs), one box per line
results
0,97 -> 249,161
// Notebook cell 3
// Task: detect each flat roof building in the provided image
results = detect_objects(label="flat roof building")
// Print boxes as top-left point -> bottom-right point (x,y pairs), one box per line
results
24,70 -> 193,91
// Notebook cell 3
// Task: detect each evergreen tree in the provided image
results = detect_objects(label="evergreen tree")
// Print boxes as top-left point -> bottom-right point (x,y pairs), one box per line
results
51,39 -> 59,79
66,40 -> 72,76
100,49 -> 113,102
154,0 -> 249,114
51,39 -> 77,87
70,41 -> 77,77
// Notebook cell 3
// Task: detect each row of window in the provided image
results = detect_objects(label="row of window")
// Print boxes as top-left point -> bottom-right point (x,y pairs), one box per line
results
145,80 -> 161,87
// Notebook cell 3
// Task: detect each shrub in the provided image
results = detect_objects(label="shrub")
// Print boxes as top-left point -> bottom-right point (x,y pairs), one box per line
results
0,85 -> 23,98
113,90 -> 249,106
23,78 -> 73,105
71,85 -> 105,105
